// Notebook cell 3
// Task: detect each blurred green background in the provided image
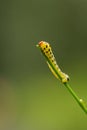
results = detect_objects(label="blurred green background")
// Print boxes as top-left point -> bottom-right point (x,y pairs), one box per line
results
0,0 -> 87,130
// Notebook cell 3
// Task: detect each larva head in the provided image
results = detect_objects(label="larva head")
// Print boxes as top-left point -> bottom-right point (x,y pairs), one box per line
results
37,41 -> 52,58
38,41 -> 50,50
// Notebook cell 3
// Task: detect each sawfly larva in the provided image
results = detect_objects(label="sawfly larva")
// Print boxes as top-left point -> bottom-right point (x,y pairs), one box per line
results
37,41 -> 69,83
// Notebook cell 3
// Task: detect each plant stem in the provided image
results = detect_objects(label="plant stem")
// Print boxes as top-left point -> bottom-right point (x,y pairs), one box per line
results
64,83 -> 87,114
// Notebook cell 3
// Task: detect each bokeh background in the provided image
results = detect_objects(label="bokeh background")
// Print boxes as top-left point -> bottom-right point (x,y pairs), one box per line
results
0,0 -> 87,130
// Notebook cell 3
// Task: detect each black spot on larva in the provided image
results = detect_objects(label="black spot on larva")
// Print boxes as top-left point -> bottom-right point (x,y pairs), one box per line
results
46,45 -> 48,48
51,54 -> 54,58
49,56 -> 52,59
46,51 -> 48,53
49,54 -> 53,59
43,48 -> 45,50
52,59 -> 54,62
67,77 -> 69,81
48,49 -> 50,51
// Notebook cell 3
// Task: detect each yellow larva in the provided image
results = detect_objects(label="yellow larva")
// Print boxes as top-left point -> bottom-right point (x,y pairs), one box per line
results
38,41 -> 69,83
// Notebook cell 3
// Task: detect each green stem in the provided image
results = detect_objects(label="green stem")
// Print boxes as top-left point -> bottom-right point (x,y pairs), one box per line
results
64,83 -> 87,114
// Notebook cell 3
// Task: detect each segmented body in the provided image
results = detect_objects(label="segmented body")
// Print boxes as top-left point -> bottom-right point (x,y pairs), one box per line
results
38,41 -> 69,83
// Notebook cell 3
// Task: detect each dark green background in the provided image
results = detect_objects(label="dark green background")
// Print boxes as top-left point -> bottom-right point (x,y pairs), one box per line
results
0,0 -> 87,130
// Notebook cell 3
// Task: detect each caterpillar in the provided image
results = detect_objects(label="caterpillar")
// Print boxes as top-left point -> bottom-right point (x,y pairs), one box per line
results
37,41 -> 69,83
